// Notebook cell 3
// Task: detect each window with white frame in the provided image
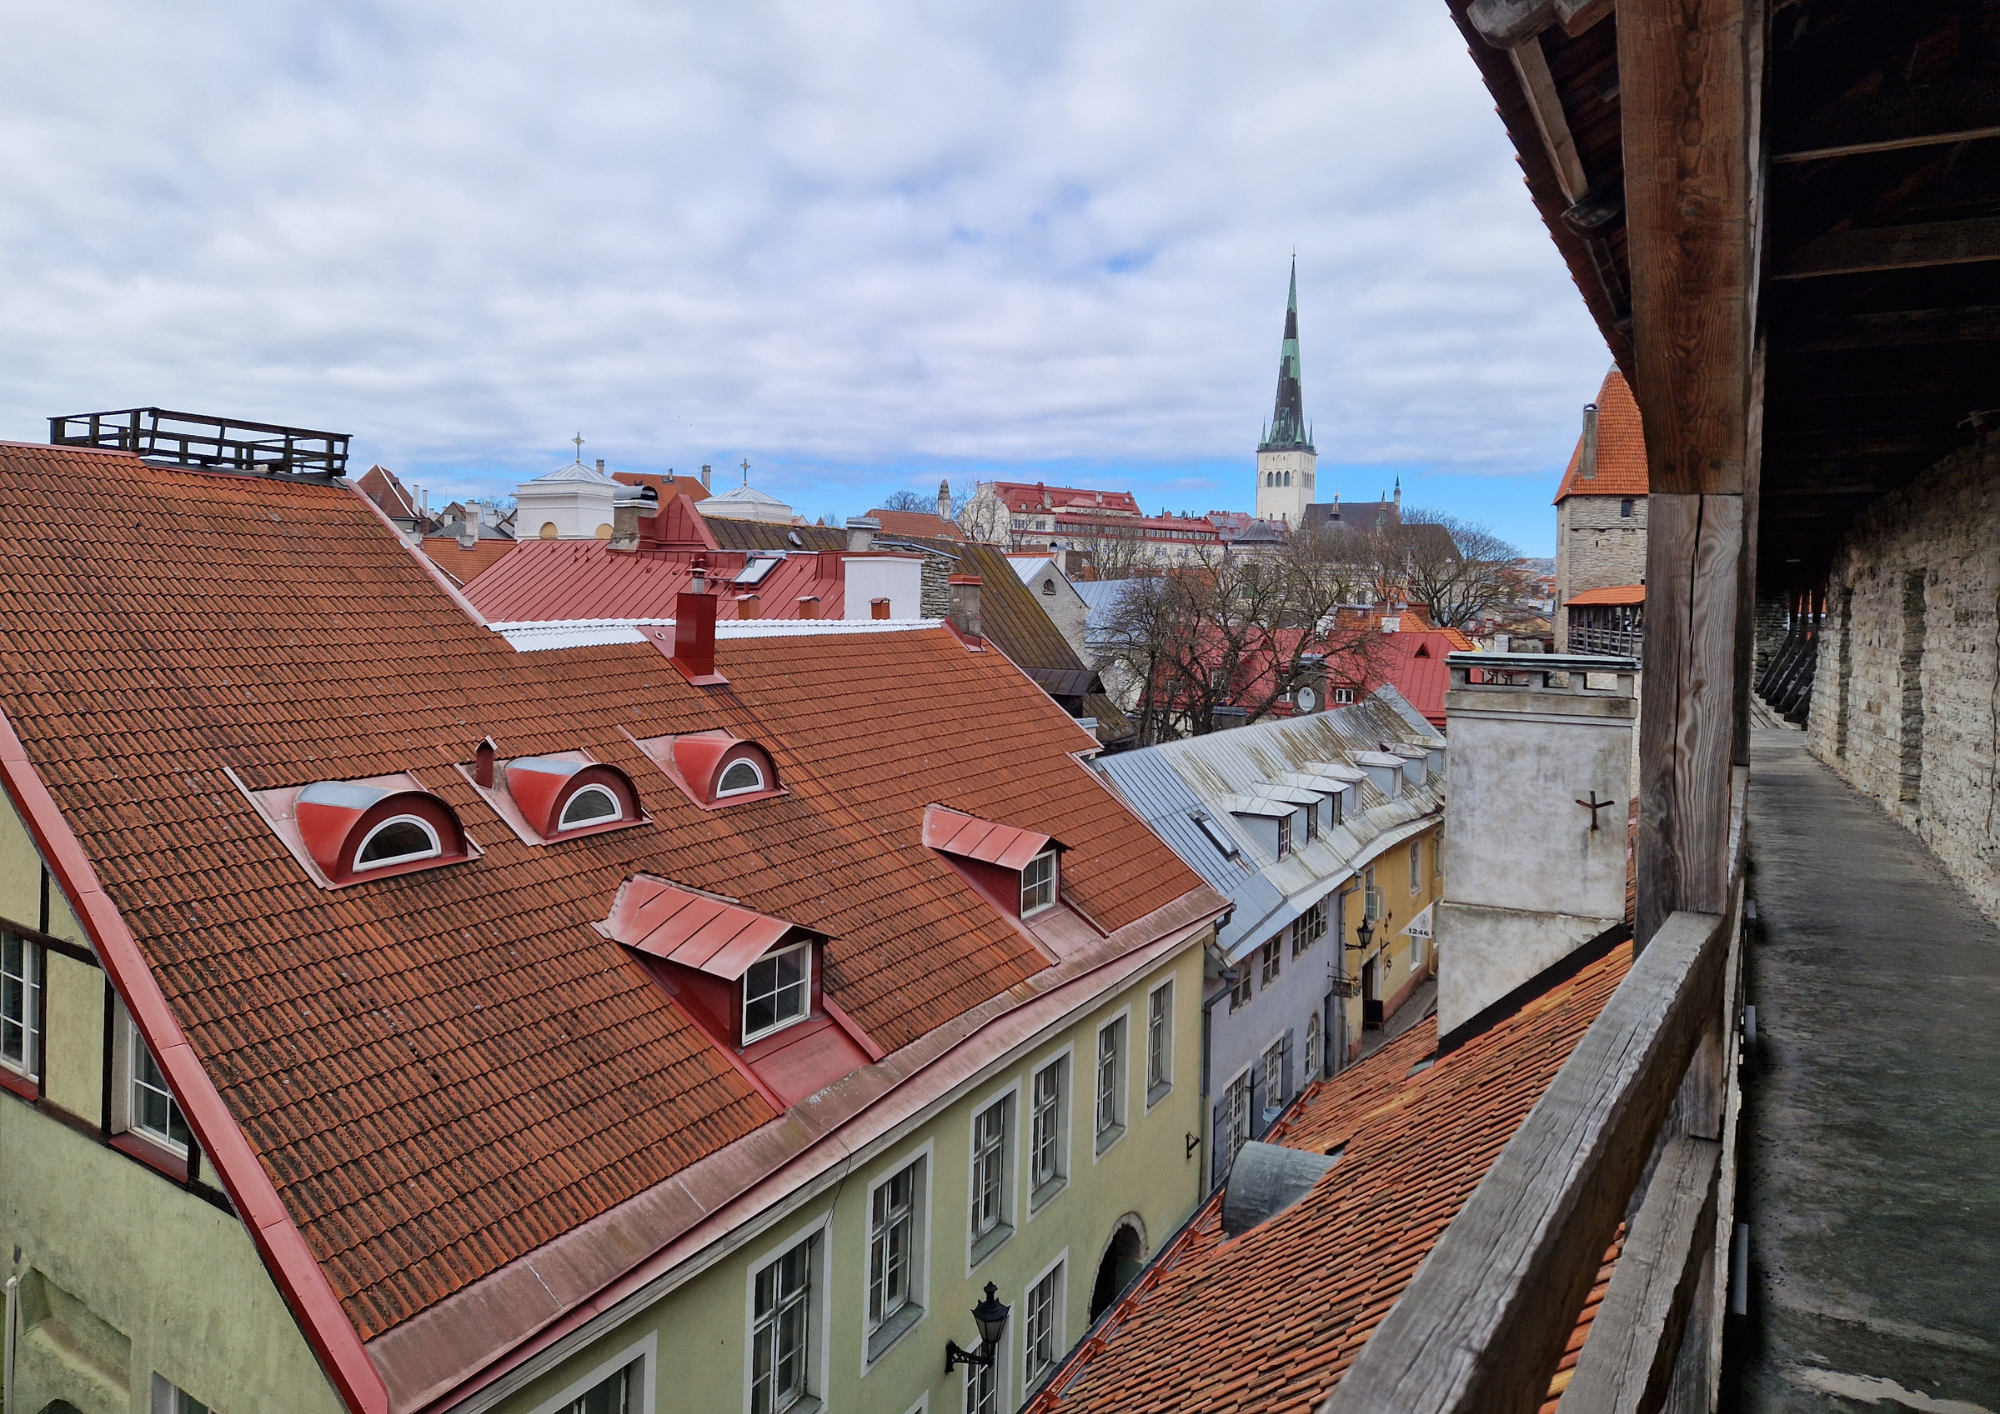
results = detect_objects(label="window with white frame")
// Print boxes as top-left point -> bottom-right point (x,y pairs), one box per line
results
1228,962 -> 1251,1011
1261,1038 -> 1286,1118
1145,982 -> 1172,1106
1020,851 -> 1058,917
1094,1017 -> 1126,1152
1029,1057 -> 1067,1206
2,931 -> 42,1080
718,759 -> 766,796
965,1355 -> 999,1414
750,1234 -> 817,1414
1223,1069 -> 1252,1167
123,1011 -> 192,1155
969,1097 -> 1012,1262
1023,1262 -> 1064,1388
1260,937 -> 1281,987
151,1375 -> 214,1414
1333,687 -> 1355,705
550,1359 -> 641,1414
1293,898 -> 1327,958
743,941 -> 811,1043
1275,814 -> 1292,860
558,785 -> 622,829
1410,840 -> 1423,895
354,815 -> 441,870
867,1156 -> 925,1354
1305,1011 -> 1322,1080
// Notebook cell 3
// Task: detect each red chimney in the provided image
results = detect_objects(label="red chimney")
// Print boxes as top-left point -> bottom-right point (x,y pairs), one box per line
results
798,595 -> 821,620
671,590 -> 726,685
474,737 -> 497,788
737,593 -> 761,620
870,597 -> 891,620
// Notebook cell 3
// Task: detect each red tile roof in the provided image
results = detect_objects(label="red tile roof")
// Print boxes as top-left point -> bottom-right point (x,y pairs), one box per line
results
0,443 -> 1209,1351
988,481 -> 1144,516
462,541 -> 858,621
1025,943 -> 1633,1414
357,464 -> 420,520
1565,583 -> 1646,607
612,470 -> 709,503
868,508 -> 965,540
1554,369 -> 1649,501
418,535 -> 518,585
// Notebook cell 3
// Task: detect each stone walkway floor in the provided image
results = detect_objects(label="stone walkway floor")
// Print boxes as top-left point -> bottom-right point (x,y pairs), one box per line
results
1730,729 -> 1999,1411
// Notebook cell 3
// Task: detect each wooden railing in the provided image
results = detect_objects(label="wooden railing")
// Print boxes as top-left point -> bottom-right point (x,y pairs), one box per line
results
1320,777 -> 1747,1414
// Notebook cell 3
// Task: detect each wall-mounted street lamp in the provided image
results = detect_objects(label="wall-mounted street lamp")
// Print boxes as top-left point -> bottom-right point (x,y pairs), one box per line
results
1349,915 -> 1374,953
945,1282 -> 1012,1373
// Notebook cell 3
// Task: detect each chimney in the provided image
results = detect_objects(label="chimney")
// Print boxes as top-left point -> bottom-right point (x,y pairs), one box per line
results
937,479 -> 951,520
797,595 -> 821,619
947,574 -> 982,639
473,737 -> 497,788
870,597 -> 891,620
691,554 -> 708,595
457,515 -> 477,550
737,593 -> 761,620
671,590 -> 723,684
1296,653 -> 1327,714
1579,403 -> 1600,480
608,491 -> 642,552
701,463 -> 712,491
596,458 -> 606,475
846,516 -> 880,552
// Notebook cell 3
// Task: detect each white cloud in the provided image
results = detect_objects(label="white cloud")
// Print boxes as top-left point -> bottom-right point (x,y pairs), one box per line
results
0,0 -> 1607,531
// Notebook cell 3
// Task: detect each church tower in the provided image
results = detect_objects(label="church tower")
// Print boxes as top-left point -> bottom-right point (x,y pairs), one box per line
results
1254,258 -> 1317,527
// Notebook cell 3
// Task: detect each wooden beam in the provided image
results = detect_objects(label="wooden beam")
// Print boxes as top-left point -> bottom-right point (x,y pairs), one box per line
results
1511,38 -> 1590,204
1773,216 -> 2000,279
1774,304 -> 2000,352
1318,911 -> 1729,1414
1558,1136 -> 1721,1414
1773,78 -> 2000,163
1468,0 -> 1610,46
1621,0 -> 1762,951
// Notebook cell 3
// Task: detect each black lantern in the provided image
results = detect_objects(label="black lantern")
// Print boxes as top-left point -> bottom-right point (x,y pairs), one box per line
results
1350,914 -> 1374,953
945,1282 -> 1011,1372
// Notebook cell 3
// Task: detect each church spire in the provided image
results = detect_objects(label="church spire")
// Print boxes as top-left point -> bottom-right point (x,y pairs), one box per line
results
1259,256 -> 1313,454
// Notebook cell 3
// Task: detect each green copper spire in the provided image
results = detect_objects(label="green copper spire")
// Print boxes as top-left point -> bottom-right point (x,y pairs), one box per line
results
1259,256 -> 1313,453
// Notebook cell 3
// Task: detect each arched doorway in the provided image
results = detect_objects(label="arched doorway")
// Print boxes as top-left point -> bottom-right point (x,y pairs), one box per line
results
1088,1216 -> 1147,1322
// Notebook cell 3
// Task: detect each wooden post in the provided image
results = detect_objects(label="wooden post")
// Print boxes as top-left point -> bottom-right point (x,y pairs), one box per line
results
1620,0 -> 1766,949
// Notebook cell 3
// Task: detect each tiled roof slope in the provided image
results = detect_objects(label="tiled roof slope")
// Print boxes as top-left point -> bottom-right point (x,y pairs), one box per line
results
1566,583 -> 1646,607
1026,942 -> 1632,1414
1554,368 -> 1648,501
419,535 -> 518,586
867,508 -> 964,540
0,442 -> 1205,1340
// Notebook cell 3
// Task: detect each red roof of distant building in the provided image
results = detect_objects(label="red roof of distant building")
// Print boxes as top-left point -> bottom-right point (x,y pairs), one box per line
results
1555,369 -> 1649,501
988,481 -> 1145,516
420,535 -> 518,585
0,443 -> 1214,1374
869,508 -> 965,540
1366,631 -> 1466,728
613,470 -> 709,503
464,540 -> 863,621
1565,584 -> 1646,607
1025,942 -> 1633,1414
356,463 -> 420,520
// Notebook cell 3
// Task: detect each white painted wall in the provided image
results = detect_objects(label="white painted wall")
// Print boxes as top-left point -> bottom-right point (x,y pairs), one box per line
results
842,555 -> 925,620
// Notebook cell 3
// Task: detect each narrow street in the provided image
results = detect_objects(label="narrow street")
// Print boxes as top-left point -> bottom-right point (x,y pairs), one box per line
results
1733,729 -> 2000,1411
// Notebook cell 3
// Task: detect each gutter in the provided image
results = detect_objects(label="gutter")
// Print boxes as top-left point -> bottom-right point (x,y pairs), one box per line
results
0,706 -> 390,1414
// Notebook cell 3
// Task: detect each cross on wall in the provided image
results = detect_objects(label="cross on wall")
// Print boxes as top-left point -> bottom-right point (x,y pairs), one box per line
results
1575,790 -> 1616,832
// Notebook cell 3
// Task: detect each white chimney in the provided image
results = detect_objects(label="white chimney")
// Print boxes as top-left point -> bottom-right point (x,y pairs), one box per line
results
843,553 -> 922,620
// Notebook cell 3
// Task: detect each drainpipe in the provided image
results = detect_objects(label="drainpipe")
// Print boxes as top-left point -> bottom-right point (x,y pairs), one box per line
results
5,1270 -> 18,1414
1200,934 -> 1234,1202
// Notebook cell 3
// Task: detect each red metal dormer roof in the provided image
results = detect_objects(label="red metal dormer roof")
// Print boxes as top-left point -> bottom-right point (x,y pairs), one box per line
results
597,875 -> 807,979
923,803 -> 1060,869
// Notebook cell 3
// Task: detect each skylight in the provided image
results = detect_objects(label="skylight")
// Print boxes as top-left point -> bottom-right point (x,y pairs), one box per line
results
734,554 -> 783,587
1195,815 -> 1239,858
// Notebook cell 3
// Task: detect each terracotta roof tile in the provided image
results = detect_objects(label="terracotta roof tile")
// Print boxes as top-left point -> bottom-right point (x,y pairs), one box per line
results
867,508 -> 964,540
1565,584 -> 1646,607
1026,943 -> 1633,1414
419,536 -> 518,586
0,443 -> 1206,1340
1554,369 -> 1649,502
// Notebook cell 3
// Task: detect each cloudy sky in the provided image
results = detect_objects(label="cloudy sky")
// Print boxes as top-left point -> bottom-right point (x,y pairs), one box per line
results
3,0 -> 1610,554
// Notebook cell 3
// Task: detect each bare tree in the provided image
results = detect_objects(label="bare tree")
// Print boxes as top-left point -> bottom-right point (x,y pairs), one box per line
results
1096,544 -> 1385,743
1061,517 -> 1158,581
1362,508 -> 1520,630
878,489 -> 932,513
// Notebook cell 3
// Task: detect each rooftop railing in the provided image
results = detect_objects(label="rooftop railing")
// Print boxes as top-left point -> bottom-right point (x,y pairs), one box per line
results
49,408 -> 350,477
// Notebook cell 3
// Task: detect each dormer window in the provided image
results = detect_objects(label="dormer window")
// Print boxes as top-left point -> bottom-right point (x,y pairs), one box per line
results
717,759 -> 766,797
744,940 -> 812,1042
632,731 -> 786,810
1020,850 -> 1058,916
559,784 -> 622,828
355,816 -> 442,870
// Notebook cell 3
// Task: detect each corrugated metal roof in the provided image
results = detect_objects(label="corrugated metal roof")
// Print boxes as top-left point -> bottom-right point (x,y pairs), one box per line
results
1092,690 -> 1446,959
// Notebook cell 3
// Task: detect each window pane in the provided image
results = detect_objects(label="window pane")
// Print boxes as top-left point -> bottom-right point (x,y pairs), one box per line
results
1146,987 -> 1169,1091
1095,1021 -> 1122,1135
1,934 -> 38,1075
560,787 -> 619,827
1031,1060 -> 1063,1189
870,1162 -> 918,1327
1024,1265 -> 1062,1384
357,818 -> 435,865
752,1240 -> 813,1414
559,1361 -> 636,1414
719,760 -> 763,794
965,1357 -> 998,1414
744,945 -> 810,1039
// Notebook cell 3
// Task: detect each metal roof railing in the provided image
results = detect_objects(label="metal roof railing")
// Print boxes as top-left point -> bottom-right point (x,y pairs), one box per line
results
49,407 -> 350,477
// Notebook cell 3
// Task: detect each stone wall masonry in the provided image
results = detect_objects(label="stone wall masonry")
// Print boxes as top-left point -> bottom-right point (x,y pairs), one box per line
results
1805,439 -> 2000,924
1555,493 -> 1649,649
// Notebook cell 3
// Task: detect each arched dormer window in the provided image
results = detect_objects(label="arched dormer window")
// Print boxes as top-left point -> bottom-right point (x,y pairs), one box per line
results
500,756 -> 642,840
639,731 -> 784,809
717,759 -> 765,797
355,815 -> 442,869
293,780 -> 470,886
